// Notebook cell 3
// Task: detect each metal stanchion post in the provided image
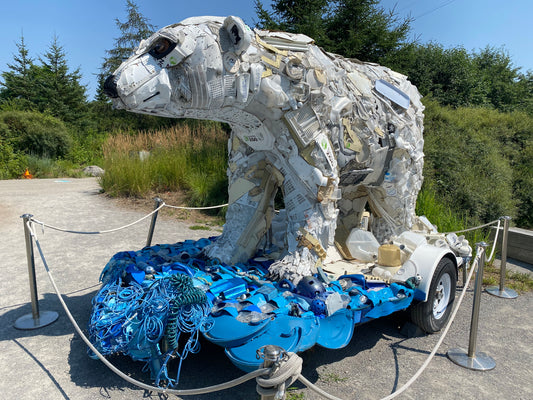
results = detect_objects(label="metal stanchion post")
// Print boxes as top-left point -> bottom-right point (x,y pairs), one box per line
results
447,243 -> 495,370
487,216 -> 518,299
14,214 -> 59,330
258,345 -> 286,400
146,197 -> 163,247
462,258 -> 468,287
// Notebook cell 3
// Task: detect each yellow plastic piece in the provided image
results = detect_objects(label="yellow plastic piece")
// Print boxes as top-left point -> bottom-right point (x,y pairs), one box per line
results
342,118 -> 363,152
298,228 -> 327,260
261,68 -> 273,78
314,69 -> 326,84
377,244 -> 402,267
261,54 -> 282,69
255,34 -> 289,56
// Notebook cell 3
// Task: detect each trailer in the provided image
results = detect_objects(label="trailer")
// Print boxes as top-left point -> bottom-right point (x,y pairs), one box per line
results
88,225 -> 470,384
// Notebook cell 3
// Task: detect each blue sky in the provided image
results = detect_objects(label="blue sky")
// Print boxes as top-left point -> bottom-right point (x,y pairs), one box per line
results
1,0 -> 532,100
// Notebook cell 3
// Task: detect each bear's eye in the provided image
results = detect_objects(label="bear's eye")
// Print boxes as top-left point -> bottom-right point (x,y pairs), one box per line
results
149,38 -> 176,59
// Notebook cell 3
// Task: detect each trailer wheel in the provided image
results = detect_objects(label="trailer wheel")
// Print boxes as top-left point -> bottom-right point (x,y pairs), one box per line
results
411,257 -> 456,333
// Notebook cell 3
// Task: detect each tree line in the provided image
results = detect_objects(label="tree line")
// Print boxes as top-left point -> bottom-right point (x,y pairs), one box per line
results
1,0 -> 532,228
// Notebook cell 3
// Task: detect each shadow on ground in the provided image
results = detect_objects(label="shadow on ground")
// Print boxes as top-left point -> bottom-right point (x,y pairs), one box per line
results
1,285 -> 420,399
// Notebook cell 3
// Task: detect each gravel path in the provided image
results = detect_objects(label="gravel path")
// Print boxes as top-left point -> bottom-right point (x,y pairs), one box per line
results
0,178 -> 531,400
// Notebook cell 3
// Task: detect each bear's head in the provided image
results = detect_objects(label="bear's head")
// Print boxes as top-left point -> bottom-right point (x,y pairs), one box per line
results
104,16 -> 252,117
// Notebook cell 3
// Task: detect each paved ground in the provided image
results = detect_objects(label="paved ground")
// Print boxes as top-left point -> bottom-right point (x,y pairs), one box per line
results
0,178 -> 531,400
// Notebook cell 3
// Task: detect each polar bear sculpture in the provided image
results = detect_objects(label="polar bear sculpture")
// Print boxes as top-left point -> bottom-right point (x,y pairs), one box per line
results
104,16 -> 426,283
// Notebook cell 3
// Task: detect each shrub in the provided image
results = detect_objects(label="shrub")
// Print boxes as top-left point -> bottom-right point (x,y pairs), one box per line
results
0,110 -> 72,158
0,139 -> 27,179
422,100 -> 525,225
100,123 -> 228,207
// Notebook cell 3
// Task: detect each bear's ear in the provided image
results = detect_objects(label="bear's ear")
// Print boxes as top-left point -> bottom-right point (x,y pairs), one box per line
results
223,16 -> 251,55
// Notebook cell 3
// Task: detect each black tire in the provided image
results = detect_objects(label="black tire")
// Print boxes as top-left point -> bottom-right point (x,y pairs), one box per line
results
410,257 -> 457,333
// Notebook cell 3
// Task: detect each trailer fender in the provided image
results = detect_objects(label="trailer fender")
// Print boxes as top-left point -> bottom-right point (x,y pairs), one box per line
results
397,245 -> 458,302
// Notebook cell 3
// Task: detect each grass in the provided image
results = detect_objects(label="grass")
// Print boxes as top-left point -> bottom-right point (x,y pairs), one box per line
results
483,262 -> 533,293
26,155 -> 86,178
320,372 -> 348,383
416,184 -> 491,245
189,225 -> 214,231
285,388 -> 305,400
100,124 -> 228,209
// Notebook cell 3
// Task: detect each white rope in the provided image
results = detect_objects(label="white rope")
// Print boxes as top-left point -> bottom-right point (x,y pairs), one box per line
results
443,218 -> 500,234
487,219 -> 501,262
30,202 -> 166,234
22,201 -> 498,399
28,200 -> 229,235
26,220 -> 270,396
378,252 -> 479,400
164,203 -> 228,210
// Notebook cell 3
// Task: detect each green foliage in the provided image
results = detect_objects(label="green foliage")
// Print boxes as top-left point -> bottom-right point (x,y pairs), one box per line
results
415,184 -> 488,245
255,0 -> 413,63
0,110 -> 72,158
255,0 -> 330,44
100,124 -> 228,209
1,35 -> 88,124
483,264 -> 533,293
26,155 -> 84,178
36,35 -> 88,123
385,44 -> 531,113
513,140 -> 533,228
0,34 -> 34,104
324,0 -> 412,62
97,0 -> 156,101
0,138 -> 27,179
422,100 -> 532,228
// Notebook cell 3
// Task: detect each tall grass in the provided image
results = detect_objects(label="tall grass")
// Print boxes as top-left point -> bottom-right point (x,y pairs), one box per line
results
100,124 -> 229,207
416,184 -> 491,246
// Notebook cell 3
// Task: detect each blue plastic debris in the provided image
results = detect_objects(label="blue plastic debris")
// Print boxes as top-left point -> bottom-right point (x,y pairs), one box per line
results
89,237 -> 415,385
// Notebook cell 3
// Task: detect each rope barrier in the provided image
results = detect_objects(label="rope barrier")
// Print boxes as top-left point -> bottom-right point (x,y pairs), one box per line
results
20,203 -> 502,399
377,253 -> 479,400
283,251 -> 482,400
443,218 -> 500,235
487,219 -> 501,262
30,202 -> 166,234
26,220 -> 270,396
164,203 -> 228,210
29,199 -> 229,235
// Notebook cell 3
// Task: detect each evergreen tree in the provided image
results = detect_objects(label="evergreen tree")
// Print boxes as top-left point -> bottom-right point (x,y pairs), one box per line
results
325,0 -> 412,62
255,0 -> 330,45
36,35 -> 87,123
0,33 -> 35,107
255,0 -> 412,63
97,0 -> 156,100
107,0 -> 156,71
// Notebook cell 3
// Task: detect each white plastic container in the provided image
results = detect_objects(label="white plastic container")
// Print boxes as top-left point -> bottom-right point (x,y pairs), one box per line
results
397,231 -> 427,250
346,228 -> 380,262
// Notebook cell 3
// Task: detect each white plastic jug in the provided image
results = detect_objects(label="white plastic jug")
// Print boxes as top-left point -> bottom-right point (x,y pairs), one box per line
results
346,228 -> 380,262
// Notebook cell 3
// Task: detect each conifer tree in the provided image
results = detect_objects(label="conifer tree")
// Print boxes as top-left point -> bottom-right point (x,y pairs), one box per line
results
0,33 -> 35,106
255,0 -> 412,63
36,35 -> 87,123
96,0 -> 156,101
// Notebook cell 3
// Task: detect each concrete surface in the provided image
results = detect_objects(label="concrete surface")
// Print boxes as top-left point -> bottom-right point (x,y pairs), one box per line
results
0,178 -> 531,400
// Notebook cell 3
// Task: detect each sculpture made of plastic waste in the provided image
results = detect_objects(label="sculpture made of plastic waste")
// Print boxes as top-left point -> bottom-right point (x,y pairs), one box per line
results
104,16 -> 427,284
